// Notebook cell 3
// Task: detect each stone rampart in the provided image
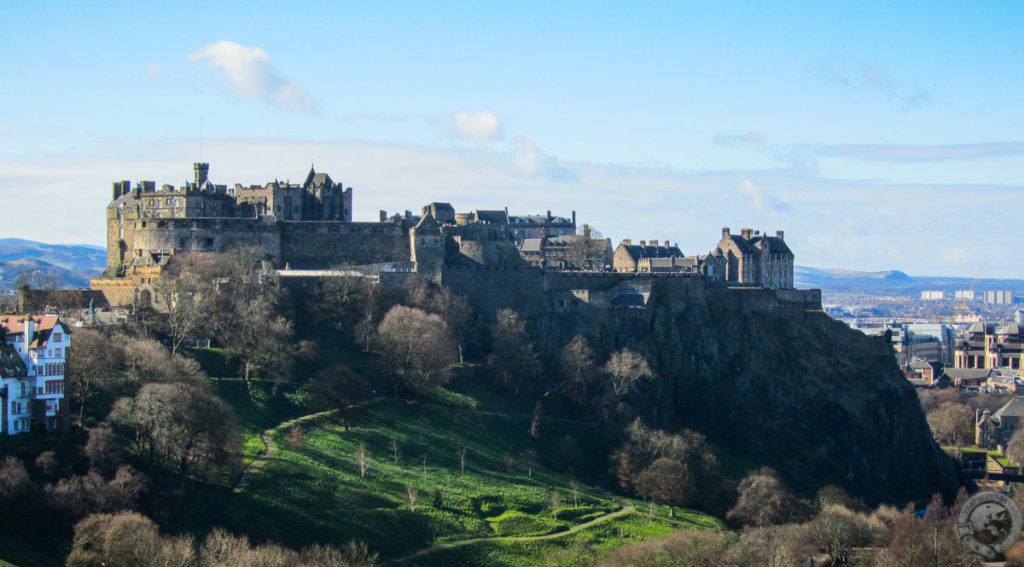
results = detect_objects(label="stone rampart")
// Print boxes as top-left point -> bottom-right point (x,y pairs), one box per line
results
279,221 -> 410,268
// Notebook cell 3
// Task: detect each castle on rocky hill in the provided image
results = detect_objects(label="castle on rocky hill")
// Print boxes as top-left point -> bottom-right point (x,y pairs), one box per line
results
94,162 -> 798,308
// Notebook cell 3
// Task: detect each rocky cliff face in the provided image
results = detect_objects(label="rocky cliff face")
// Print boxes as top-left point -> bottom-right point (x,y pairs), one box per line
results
534,278 -> 958,503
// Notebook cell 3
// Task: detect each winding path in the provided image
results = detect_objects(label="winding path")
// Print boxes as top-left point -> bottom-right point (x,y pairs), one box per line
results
384,502 -> 635,565
233,409 -> 337,494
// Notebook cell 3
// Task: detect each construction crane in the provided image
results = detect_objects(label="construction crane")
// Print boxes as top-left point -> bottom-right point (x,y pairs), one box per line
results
954,261 -> 986,323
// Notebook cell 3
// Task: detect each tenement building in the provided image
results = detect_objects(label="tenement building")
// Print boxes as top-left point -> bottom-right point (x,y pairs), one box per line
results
0,314 -> 69,434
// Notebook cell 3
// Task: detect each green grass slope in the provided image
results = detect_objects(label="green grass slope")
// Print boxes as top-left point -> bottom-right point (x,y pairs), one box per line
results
223,391 -> 723,565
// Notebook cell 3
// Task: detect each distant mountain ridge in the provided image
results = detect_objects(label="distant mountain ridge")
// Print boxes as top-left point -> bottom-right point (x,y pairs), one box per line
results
795,265 -> 1024,295
0,239 -> 106,292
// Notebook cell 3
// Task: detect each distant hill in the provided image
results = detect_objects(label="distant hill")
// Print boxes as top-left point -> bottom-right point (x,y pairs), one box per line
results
0,239 -> 106,291
796,265 -> 1024,296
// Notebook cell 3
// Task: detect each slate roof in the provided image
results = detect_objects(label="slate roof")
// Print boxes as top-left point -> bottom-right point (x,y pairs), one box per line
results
994,396 -> 1024,419
620,244 -> 683,261
0,343 -> 26,378
942,368 -> 993,381
610,292 -> 646,307
510,214 -> 572,224
475,210 -> 510,224
721,234 -> 757,253
750,235 -> 793,256
519,239 -> 543,253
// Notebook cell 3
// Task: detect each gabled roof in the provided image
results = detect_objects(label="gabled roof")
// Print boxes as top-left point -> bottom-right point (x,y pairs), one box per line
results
994,396 -> 1024,419
720,234 -> 757,253
519,239 -> 543,253
414,213 -> 441,233
0,314 -> 67,349
908,358 -> 936,371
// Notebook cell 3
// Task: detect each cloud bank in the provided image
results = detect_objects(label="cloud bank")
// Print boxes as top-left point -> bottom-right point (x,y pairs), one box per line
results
188,41 -> 315,112
1,138 -> 1020,278
445,110 -> 504,142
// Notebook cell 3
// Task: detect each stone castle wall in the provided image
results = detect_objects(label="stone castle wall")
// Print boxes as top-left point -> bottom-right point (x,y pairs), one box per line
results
279,221 -> 410,268
117,217 -> 410,269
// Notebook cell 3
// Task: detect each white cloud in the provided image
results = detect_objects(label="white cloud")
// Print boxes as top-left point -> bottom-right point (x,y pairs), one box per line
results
739,180 -> 764,209
714,130 -> 818,172
187,41 -> 315,112
146,63 -> 161,80
940,247 -> 968,264
714,130 -> 767,149
804,59 -> 933,111
0,123 -> 20,134
511,136 -> 578,183
810,141 -> 1024,163
446,110 -> 504,142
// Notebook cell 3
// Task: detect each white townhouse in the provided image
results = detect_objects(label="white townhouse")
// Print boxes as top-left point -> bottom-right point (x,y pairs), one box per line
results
0,314 -> 70,434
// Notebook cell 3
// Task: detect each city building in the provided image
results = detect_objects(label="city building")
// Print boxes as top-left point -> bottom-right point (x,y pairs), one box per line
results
954,322 -> 1023,370
0,314 -> 69,434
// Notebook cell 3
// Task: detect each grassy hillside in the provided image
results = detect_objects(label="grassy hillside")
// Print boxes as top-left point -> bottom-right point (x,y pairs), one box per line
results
215,381 -> 723,565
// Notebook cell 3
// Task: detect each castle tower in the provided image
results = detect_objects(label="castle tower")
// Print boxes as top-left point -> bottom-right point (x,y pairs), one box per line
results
410,213 -> 445,282
194,163 -> 210,186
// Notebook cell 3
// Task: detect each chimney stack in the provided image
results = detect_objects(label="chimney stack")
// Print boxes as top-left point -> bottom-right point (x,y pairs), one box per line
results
741,228 -> 753,239
623,238 -> 632,246
639,240 -> 646,247
24,317 -> 33,349
722,227 -> 730,238
776,230 -> 784,240
650,240 -> 659,247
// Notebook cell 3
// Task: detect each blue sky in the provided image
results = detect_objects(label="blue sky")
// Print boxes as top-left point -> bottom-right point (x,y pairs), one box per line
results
2,2 -> 1023,278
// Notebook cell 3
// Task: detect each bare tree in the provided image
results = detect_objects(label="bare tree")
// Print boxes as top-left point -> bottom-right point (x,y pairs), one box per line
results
153,268 -> 213,356
68,328 -> 123,426
927,401 -> 975,447
564,226 -> 611,271
559,335 -> 598,406
301,364 -> 371,431
391,438 -> 401,465
550,490 -> 562,519
487,308 -> 540,395
604,349 -> 654,398
727,467 -> 795,527
376,305 -> 457,393
635,458 -> 693,518
458,445 -> 467,475
529,401 -> 543,440
356,444 -> 372,478
109,383 -> 241,480
405,485 -> 419,512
